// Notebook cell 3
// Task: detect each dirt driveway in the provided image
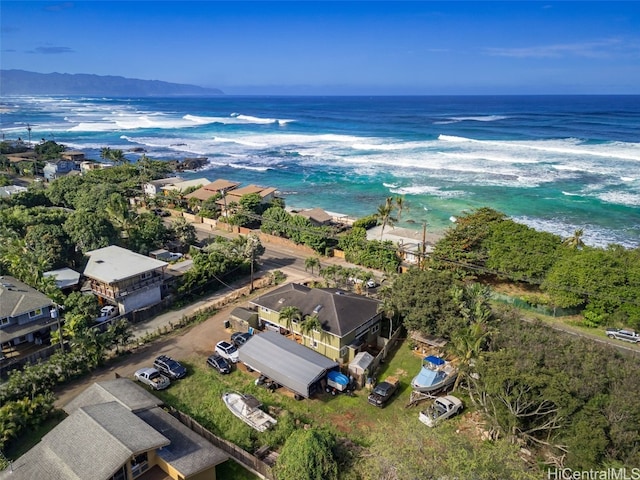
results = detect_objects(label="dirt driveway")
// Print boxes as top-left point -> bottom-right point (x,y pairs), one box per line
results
54,292 -> 270,408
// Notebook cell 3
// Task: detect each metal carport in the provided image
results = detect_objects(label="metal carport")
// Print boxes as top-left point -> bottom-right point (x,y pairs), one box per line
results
238,331 -> 338,398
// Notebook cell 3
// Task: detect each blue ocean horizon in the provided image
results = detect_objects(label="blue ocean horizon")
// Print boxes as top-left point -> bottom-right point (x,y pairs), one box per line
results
1,94 -> 639,248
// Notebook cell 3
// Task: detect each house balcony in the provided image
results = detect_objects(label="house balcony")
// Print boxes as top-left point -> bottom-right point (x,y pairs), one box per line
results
90,276 -> 163,302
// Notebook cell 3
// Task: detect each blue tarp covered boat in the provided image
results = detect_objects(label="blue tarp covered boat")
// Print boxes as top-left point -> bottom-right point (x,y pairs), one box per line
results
411,356 -> 457,393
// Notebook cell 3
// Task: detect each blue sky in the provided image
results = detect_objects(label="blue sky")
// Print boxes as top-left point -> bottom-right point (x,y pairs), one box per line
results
1,1 -> 639,94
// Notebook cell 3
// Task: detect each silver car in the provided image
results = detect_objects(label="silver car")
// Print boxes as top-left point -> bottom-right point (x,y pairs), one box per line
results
606,328 -> 640,344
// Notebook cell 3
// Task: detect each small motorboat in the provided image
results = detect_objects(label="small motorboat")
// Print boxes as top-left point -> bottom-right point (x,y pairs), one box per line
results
222,392 -> 277,432
410,355 -> 457,393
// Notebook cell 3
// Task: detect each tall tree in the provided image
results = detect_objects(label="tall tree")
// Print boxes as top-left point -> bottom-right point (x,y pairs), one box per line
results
375,196 -> 396,240
279,306 -> 303,334
304,256 -> 321,275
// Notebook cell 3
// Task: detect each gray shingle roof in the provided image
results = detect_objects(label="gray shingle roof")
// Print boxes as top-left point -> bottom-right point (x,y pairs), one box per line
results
250,283 -> 381,337
2,402 -> 169,480
138,407 -> 229,477
238,331 -> 338,398
0,275 -> 53,318
64,378 -> 163,414
3,379 -> 228,480
83,245 -> 167,283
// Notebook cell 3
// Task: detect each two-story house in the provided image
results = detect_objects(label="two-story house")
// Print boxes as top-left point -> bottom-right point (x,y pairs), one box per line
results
83,246 -> 168,314
43,159 -> 80,181
250,283 -> 382,364
0,276 -> 55,355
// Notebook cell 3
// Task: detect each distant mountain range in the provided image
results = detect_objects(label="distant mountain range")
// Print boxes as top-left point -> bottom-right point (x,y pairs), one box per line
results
0,70 -> 224,96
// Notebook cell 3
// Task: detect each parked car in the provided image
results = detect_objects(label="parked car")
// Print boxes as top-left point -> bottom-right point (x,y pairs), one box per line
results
231,332 -> 252,347
134,367 -> 170,390
153,355 -> 187,379
152,208 -> 170,217
206,354 -> 231,374
368,376 -> 400,407
215,340 -> 239,363
419,395 -> 464,427
606,328 -> 640,344
168,252 -> 183,261
96,305 -> 117,322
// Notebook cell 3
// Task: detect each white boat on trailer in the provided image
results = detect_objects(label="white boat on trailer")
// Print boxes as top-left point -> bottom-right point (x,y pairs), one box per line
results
411,355 -> 457,393
222,392 -> 278,432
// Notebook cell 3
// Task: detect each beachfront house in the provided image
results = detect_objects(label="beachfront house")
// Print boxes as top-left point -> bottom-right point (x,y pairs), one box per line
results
83,245 -> 168,314
216,184 -> 278,217
43,159 -> 80,181
142,176 -> 183,197
1,378 -> 229,480
249,283 -> 382,364
0,276 -> 56,357
184,178 -> 240,203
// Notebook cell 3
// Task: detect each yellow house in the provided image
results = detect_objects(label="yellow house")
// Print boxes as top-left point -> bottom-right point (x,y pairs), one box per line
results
250,283 -> 382,364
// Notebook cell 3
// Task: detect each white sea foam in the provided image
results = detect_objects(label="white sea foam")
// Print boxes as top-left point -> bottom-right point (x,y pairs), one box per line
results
433,115 -> 508,125
389,185 -> 467,197
514,216 -> 637,249
595,191 -> 640,207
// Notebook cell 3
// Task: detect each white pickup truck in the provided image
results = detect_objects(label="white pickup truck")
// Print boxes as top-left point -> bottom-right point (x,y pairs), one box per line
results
134,367 -> 171,390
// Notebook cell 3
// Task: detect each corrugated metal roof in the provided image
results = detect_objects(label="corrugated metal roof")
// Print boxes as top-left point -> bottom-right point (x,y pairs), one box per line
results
239,331 -> 338,398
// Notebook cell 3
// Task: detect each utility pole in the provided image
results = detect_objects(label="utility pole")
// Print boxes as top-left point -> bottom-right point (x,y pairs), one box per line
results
51,305 -> 65,353
421,222 -> 427,271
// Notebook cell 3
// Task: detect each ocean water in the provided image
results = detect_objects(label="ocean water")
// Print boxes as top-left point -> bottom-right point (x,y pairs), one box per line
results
1,95 -> 639,248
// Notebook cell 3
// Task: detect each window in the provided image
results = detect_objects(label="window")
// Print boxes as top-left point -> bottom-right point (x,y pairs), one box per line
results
0,317 -> 9,326
339,347 -> 347,358
140,271 -> 152,280
311,339 -> 318,349
131,452 -> 149,478
371,324 -> 380,334
28,308 -> 43,319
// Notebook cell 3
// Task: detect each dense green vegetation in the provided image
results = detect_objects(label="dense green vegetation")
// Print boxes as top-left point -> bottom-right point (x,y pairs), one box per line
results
2,147 -> 640,476
432,207 -> 640,330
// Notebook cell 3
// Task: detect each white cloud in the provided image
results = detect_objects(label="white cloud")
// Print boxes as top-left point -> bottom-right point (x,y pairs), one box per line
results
484,37 -> 639,59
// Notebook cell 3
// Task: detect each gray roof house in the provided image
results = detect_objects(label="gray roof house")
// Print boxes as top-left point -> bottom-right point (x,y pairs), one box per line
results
83,245 -> 168,314
250,283 -> 382,364
1,378 -> 229,480
239,331 -> 339,398
0,276 -> 55,353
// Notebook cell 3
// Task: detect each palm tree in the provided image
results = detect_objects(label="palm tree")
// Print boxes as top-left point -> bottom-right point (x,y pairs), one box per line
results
377,287 -> 399,338
105,193 -> 136,242
563,229 -> 585,250
376,196 -> 396,240
449,322 -> 493,392
100,147 -> 112,163
301,314 -> 323,348
395,196 -> 408,222
110,149 -> 126,165
320,264 -> 339,287
279,306 -> 303,336
305,256 -> 321,275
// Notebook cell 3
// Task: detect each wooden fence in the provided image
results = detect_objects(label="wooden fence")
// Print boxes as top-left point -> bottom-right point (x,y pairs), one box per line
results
168,407 -> 275,480
370,325 -> 404,377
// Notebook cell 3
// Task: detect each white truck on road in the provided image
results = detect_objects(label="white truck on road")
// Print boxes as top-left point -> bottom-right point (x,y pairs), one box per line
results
134,367 -> 171,390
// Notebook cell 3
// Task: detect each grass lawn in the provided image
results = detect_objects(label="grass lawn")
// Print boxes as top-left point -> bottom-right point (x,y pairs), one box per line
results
154,338 -> 480,467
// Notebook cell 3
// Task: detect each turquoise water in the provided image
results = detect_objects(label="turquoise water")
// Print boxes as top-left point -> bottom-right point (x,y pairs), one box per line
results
1,95 -> 639,247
